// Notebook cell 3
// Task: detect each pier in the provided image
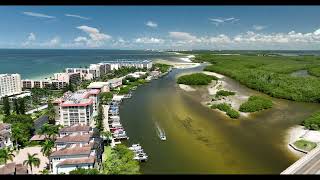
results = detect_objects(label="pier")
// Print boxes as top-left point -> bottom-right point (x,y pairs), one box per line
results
281,145 -> 320,174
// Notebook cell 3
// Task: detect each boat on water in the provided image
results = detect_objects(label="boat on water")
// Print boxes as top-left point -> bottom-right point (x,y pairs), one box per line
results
155,122 -> 167,141
133,152 -> 148,162
129,144 -> 142,151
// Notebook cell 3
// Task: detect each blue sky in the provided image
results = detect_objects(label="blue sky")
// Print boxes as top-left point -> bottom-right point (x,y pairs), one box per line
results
0,6 -> 320,50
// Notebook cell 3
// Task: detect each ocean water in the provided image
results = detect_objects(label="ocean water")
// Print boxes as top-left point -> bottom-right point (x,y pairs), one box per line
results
0,49 -> 180,80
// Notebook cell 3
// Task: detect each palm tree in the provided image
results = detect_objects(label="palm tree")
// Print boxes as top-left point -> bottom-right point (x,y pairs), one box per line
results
41,140 -> 54,157
37,123 -> 60,140
23,153 -> 40,174
100,131 -> 112,143
0,147 -> 15,164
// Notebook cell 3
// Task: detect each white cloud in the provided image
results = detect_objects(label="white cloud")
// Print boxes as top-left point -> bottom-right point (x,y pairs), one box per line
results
253,25 -> 267,31
134,37 -> 164,44
22,12 -> 55,19
77,25 -> 111,41
75,25 -> 111,47
65,14 -> 90,20
169,32 -> 199,43
27,33 -> 36,41
146,21 -> 158,28
48,37 -> 60,46
209,17 -> 239,26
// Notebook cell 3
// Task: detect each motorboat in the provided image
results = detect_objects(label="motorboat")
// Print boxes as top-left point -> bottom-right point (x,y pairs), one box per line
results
133,153 -> 148,161
129,144 -> 142,151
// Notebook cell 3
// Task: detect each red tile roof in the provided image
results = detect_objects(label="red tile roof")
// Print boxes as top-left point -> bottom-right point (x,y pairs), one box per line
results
60,125 -> 91,133
55,133 -> 92,143
57,156 -> 95,167
50,145 -> 92,157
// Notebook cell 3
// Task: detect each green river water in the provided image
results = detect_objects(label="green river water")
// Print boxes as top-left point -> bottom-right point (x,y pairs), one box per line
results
119,65 -> 320,174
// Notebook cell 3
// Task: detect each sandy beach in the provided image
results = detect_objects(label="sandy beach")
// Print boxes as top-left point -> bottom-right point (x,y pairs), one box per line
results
154,59 -> 201,69
204,71 -> 249,115
178,84 -> 196,92
286,125 -> 320,157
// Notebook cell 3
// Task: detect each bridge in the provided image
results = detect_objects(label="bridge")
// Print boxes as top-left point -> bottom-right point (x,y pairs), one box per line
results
281,145 -> 320,174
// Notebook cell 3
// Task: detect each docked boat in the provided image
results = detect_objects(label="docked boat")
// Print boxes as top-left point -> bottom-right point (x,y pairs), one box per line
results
129,144 -> 142,151
160,133 -> 166,141
133,153 -> 148,162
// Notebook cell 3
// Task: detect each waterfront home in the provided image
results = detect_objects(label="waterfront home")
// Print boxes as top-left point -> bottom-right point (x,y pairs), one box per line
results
149,70 -> 161,78
127,71 -> 147,79
21,79 -> 68,90
102,60 -> 153,70
0,123 -> 13,149
0,74 -> 22,99
53,72 -> 81,85
49,124 -> 103,174
87,82 -> 110,93
65,68 -> 94,81
53,89 -> 100,126
108,78 -> 123,89
0,163 -> 28,175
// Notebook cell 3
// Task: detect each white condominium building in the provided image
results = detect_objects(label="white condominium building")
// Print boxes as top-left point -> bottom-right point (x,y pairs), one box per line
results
53,89 -> 100,126
0,74 -> 22,98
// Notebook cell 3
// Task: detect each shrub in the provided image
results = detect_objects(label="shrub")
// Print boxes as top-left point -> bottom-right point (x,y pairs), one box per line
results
239,96 -> 273,112
211,103 -> 240,119
216,90 -> 235,98
302,111 -> 320,130
177,73 -> 218,85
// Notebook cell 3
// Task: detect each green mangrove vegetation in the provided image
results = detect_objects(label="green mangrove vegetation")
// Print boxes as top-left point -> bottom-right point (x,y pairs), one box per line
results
211,103 -> 240,119
293,139 -> 317,152
152,63 -> 172,73
194,54 -> 320,103
177,73 -> 218,85
302,111 -> 320,130
239,96 -> 273,113
215,90 -> 236,98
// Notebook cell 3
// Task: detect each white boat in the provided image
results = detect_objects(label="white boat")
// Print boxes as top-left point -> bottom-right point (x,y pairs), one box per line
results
155,122 -> 167,141
129,144 -> 142,151
133,153 -> 148,161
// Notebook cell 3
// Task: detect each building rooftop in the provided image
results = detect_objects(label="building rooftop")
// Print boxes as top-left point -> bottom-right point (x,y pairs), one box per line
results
108,78 -> 123,84
0,163 -> 28,175
50,144 -> 92,157
87,82 -> 109,89
60,124 -> 91,133
30,134 -> 47,141
57,156 -> 95,167
55,133 -> 92,143
0,73 -> 20,77
59,90 -> 99,107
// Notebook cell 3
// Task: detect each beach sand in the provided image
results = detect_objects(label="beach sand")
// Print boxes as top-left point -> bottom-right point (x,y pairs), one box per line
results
285,125 -> 320,157
154,59 -> 201,69
178,84 -> 196,92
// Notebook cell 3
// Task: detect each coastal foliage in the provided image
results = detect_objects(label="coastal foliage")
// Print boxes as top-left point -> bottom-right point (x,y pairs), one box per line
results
3,114 -> 34,148
103,144 -> 140,174
23,153 -> 40,174
302,111 -> 320,130
40,139 -> 54,157
46,100 -> 56,124
2,96 -> 10,116
0,147 -> 15,164
100,92 -> 114,104
239,96 -> 273,112
152,63 -> 172,73
211,103 -> 240,119
177,73 -> 218,85
70,168 -> 100,174
37,123 -> 60,140
95,104 -> 104,132
308,67 -> 320,77
197,54 -> 320,103
215,90 -> 235,98
293,139 -> 317,152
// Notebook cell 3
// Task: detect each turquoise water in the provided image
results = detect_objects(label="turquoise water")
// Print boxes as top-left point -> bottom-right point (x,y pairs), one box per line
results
0,49 -> 179,79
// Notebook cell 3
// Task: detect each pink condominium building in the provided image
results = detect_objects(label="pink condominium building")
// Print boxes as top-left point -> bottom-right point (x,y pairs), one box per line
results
53,89 -> 100,126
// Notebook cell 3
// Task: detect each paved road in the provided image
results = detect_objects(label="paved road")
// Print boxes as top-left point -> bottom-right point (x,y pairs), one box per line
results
26,104 -> 48,114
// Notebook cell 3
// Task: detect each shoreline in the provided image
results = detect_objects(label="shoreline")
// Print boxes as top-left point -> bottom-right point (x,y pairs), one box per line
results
285,125 -> 320,157
178,70 -> 250,118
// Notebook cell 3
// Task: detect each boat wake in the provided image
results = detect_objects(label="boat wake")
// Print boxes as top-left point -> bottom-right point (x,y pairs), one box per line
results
155,121 -> 166,141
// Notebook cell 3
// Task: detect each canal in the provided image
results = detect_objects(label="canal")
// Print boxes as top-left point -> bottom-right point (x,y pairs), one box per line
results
119,65 -> 320,174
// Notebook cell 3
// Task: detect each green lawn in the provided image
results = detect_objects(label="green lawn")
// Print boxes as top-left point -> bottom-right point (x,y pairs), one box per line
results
102,146 -> 112,162
293,139 -> 317,152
